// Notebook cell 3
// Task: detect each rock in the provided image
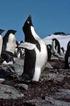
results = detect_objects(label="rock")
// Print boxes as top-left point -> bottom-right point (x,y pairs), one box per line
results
15,83 -> 28,90
45,62 -> 53,69
45,96 -> 70,106
0,84 -> 24,99
53,89 -> 70,102
23,97 -> 70,106
13,63 -> 23,76
13,58 -> 24,76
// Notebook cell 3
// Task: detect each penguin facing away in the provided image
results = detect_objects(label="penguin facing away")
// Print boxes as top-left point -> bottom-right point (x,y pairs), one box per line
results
52,38 -> 60,55
47,44 -> 52,61
52,38 -> 65,59
2,30 -> 17,54
20,15 -> 47,82
65,41 -> 70,69
0,29 -> 4,56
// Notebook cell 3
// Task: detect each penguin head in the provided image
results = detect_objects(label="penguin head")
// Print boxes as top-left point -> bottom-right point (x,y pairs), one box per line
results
0,29 -> 4,35
7,30 -> 16,39
3,29 -> 16,41
23,15 -> 33,31
7,30 -> 16,34
22,15 -> 34,41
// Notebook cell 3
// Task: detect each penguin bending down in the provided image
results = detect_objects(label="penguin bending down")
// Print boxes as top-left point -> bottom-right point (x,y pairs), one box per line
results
65,41 -> 70,69
2,30 -> 17,64
19,16 -> 47,82
52,38 -> 64,59
1,51 -> 15,65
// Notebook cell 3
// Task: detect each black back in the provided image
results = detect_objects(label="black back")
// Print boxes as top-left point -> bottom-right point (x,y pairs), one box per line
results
65,41 -> 70,69
47,44 -> 52,61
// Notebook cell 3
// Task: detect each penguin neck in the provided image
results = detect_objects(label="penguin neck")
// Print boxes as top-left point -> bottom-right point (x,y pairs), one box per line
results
24,25 -> 41,51
30,26 -> 40,40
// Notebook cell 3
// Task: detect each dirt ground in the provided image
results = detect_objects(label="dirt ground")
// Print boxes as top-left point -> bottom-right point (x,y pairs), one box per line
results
0,59 -> 70,106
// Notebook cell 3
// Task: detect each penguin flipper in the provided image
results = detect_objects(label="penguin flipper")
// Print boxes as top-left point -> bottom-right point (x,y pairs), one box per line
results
19,42 -> 36,50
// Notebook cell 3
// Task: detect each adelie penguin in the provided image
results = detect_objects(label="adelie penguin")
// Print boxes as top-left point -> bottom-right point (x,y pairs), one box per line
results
52,38 -> 64,59
52,38 -> 61,56
65,41 -> 70,69
2,29 -> 17,53
47,44 -> 52,61
19,15 -> 47,82
0,29 -> 4,56
2,30 -> 17,64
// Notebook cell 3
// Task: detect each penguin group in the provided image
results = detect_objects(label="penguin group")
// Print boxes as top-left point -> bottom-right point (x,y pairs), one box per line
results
0,29 -> 25,65
0,15 -> 70,83
45,32 -> 70,69
0,15 -> 48,82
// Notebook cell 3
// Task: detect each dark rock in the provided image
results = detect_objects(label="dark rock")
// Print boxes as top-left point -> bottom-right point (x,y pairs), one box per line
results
15,83 -> 28,90
0,84 -> 24,99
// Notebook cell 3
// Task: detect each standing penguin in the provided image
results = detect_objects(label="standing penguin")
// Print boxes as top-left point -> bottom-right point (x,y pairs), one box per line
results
47,44 -> 52,61
2,30 -> 17,54
52,38 -> 60,56
0,29 -> 4,56
1,30 -> 17,64
52,38 -> 64,59
19,16 -> 47,82
65,41 -> 70,69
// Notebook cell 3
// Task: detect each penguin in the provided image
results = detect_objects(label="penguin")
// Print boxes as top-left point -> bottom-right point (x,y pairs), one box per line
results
19,15 -> 47,82
0,29 -> 4,56
47,44 -> 52,61
2,30 -> 17,64
52,38 -> 65,59
15,41 -> 25,59
2,29 -> 17,54
52,38 -> 60,55
65,41 -> 70,69
1,51 -> 15,65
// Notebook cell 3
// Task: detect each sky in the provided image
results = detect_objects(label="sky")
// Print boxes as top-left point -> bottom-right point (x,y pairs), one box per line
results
0,0 -> 70,41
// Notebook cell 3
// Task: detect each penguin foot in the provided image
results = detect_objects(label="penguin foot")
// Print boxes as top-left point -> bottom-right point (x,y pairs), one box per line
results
19,74 -> 32,84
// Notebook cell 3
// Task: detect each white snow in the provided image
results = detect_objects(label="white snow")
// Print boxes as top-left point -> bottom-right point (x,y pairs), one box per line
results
43,34 -> 70,51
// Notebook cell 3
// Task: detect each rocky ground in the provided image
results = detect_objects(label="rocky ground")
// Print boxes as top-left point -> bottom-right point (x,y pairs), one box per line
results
0,58 -> 70,106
